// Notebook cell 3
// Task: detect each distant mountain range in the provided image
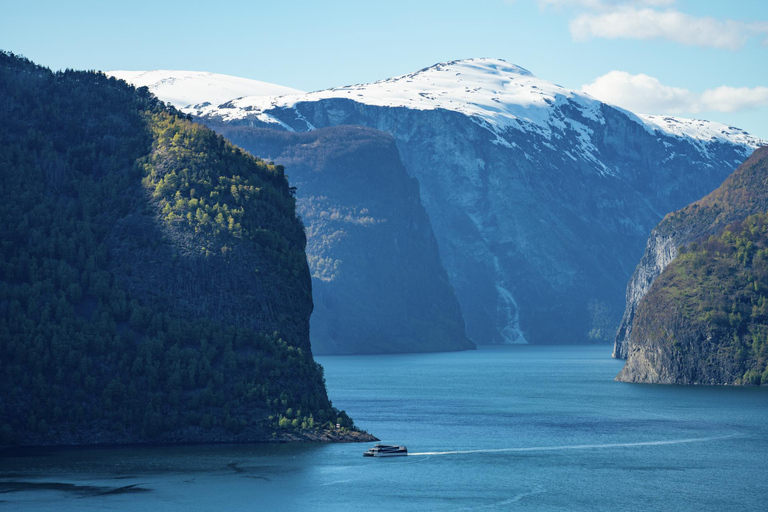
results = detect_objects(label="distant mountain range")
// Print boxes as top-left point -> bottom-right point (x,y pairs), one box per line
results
109,58 -> 766,347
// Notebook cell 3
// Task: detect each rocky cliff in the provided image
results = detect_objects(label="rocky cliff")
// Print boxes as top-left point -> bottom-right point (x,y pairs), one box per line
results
615,146 -> 768,359
617,209 -> 768,385
211,124 -> 473,354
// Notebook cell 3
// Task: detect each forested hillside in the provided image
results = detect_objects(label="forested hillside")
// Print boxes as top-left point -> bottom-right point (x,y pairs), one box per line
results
618,211 -> 768,384
0,52 -> 370,445
615,147 -> 768,358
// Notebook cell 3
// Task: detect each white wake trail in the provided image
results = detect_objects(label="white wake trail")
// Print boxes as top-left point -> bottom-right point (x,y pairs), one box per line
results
408,433 -> 740,456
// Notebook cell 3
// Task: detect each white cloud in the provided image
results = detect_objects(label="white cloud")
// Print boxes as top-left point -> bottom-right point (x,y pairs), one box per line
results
570,7 -> 768,50
524,0 -> 768,49
700,86 -> 768,113
582,71 -> 768,114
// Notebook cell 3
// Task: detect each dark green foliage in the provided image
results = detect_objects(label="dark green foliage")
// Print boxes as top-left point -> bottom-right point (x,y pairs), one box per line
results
0,51 -> 351,445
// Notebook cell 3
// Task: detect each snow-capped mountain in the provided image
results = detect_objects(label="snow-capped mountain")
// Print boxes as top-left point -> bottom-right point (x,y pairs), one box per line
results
107,70 -> 303,110
123,59 -> 766,346
202,59 -> 598,133
637,114 -> 763,155
188,58 -> 763,155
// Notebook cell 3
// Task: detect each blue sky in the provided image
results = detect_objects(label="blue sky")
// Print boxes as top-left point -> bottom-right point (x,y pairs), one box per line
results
2,0 -> 767,137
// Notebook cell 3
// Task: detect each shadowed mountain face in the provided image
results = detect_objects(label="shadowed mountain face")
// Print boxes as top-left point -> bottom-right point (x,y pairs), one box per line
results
212,124 -> 473,354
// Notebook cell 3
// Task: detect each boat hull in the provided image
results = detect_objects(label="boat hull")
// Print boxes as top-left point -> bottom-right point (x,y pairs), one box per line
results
363,444 -> 408,457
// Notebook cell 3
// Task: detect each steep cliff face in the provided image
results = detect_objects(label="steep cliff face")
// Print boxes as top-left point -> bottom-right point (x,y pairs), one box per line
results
616,308 -> 746,385
613,233 -> 682,359
210,124 -> 473,354
116,59 -> 765,345
617,210 -> 768,385
0,53 -> 371,446
615,146 -> 768,359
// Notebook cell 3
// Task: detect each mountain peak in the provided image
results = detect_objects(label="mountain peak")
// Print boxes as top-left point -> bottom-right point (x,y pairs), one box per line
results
365,57 -> 539,95
213,57 -> 589,139
415,58 -> 534,78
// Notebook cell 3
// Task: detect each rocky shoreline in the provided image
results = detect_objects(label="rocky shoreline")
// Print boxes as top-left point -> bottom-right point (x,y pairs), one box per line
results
275,428 -> 378,443
1,426 -> 378,449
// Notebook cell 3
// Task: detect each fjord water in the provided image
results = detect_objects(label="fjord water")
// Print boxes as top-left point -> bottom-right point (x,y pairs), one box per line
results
2,346 -> 767,511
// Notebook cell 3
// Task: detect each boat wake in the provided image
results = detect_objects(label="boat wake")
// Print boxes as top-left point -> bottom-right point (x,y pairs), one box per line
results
408,433 -> 741,456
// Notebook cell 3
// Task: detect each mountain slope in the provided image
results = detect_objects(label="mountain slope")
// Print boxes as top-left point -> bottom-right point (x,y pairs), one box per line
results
615,146 -> 768,359
125,59 -> 765,345
210,123 -> 474,354
0,52 -> 371,446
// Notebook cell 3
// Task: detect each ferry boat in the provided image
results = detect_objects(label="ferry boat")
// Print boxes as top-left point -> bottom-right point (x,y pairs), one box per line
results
363,444 -> 408,457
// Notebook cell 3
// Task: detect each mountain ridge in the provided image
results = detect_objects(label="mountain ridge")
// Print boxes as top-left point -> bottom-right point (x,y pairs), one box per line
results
118,59 -> 764,155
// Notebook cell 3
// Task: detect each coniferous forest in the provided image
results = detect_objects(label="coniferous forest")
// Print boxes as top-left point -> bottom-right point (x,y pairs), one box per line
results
0,51 -> 366,446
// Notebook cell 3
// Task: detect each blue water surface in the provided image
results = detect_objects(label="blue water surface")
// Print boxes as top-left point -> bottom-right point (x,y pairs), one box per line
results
2,345 -> 766,511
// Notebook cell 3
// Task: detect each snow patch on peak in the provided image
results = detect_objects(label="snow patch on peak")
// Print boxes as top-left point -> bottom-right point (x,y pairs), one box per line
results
412,58 -> 534,79
106,70 -> 304,110
638,114 -> 766,151
212,58 -> 605,143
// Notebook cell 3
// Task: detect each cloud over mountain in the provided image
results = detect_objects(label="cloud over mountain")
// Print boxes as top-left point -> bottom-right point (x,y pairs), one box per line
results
582,71 -> 768,114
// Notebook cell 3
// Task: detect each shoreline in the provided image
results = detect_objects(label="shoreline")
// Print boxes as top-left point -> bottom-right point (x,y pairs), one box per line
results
0,427 -> 378,451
